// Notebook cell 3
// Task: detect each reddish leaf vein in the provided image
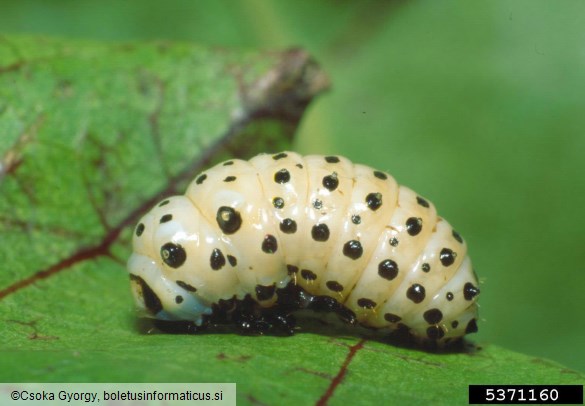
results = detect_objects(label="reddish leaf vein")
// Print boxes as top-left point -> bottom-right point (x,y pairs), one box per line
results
315,339 -> 367,406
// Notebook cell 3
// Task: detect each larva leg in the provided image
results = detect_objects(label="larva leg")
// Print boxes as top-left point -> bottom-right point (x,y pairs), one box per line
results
275,284 -> 357,325
233,312 -> 296,336
232,297 -> 296,336
232,312 -> 271,335
261,312 -> 296,336
305,295 -> 357,325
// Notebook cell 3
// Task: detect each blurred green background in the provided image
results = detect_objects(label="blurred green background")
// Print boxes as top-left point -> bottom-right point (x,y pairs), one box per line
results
2,0 -> 584,373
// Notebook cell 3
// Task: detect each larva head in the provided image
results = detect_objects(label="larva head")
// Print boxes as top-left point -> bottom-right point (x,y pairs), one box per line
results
127,196 -> 214,325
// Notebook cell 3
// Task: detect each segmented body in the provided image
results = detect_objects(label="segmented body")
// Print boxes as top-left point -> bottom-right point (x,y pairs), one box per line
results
128,152 -> 480,343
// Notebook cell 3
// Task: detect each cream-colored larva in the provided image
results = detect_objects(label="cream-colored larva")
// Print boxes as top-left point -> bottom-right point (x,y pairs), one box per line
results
128,152 -> 480,343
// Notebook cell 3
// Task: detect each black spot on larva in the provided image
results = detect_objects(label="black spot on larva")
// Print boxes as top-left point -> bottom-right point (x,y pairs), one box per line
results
176,280 -> 197,292
426,325 -> 445,340
343,240 -> 363,260
195,174 -> 207,185
216,206 -> 242,234
440,248 -> 456,266
326,280 -> 344,292
227,255 -> 237,267
274,169 -> 291,184
223,160 -> 234,166
223,176 -> 236,182
313,199 -> 323,209
357,298 -> 377,309
273,152 -> 288,160
130,274 -> 163,315
406,284 -> 426,304
366,192 -> 383,211
296,163 -> 303,169
262,234 -> 278,254
161,243 -> 187,268
255,284 -> 276,301
325,156 -> 340,163
422,263 -> 431,273
406,217 -> 422,236
423,308 -> 443,324
158,199 -> 170,207
416,196 -> 430,208
378,259 -> 398,280
373,170 -> 388,180
175,295 -> 184,304
272,197 -> 285,209
384,313 -> 402,323
465,319 -> 478,334
160,214 -> 173,224
311,224 -> 330,241
210,248 -> 226,270
451,320 -> 459,329
322,173 -> 339,191
301,269 -> 317,281
280,218 -> 297,234
389,237 -> 399,247
464,282 -> 480,301
135,223 -> 145,237
446,292 -> 454,301
351,215 -> 361,225
452,230 -> 463,243
287,264 -> 299,274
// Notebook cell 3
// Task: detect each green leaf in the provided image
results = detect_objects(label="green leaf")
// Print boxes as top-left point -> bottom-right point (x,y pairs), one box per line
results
1,35 -> 583,406
1,323 -> 583,405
